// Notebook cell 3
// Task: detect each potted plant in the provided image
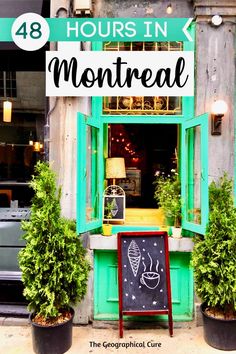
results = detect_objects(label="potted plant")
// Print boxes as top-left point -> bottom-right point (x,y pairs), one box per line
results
192,173 -> 236,351
102,198 -> 115,236
154,170 -> 182,238
19,161 -> 90,354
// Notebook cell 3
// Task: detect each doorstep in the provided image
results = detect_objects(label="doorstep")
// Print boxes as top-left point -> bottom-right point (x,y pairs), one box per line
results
89,234 -> 194,252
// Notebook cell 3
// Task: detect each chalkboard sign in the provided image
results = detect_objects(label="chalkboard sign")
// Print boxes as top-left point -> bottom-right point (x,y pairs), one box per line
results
103,196 -> 125,222
118,231 -> 173,338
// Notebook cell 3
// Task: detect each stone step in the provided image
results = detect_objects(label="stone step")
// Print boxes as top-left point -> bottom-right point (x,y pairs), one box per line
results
0,304 -> 28,317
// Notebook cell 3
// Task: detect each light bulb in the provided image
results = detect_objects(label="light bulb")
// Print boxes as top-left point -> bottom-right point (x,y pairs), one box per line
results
3,100 -> 12,123
211,100 -> 228,115
211,15 -> 223,27
166,4 -> 173,15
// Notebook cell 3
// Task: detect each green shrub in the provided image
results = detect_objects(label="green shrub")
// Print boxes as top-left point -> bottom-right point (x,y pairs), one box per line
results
154,170 -> 181,227
192,173 -> 236,316
19,162 -> 90,319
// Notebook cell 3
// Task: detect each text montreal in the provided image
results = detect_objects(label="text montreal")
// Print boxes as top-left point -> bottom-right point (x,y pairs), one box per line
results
48,56 -> 189,89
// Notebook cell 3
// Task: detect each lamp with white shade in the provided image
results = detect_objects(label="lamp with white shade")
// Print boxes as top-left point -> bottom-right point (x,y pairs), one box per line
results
106,157 -> 126,185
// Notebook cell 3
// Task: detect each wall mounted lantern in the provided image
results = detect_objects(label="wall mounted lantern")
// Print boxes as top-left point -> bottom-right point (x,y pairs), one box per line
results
3,100 -> 12,123
211,100 -> 228,135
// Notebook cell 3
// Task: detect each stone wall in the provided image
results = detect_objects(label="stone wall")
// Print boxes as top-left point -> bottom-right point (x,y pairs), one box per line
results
14,72 -> 45,112
195,0 -> 236,180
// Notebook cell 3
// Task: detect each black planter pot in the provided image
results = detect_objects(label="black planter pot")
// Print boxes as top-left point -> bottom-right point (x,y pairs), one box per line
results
30,308 -> 74,354
201,303 -> 236,351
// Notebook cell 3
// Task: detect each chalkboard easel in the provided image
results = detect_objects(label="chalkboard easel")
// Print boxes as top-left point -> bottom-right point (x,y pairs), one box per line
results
118,231 -> 173,338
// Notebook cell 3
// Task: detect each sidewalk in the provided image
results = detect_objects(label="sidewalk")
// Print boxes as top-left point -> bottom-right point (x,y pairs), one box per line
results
0,323 -> 226,354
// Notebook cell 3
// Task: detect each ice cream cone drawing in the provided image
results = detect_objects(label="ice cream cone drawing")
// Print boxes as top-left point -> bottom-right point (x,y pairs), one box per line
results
128,240 -> 141,277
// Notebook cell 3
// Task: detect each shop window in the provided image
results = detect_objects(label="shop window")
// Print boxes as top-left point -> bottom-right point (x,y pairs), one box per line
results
109,123 -> 177,208
103,41 -> 182,116
0,112 -> 44,207
0,70 -> 45,208
0,71 -> 17,98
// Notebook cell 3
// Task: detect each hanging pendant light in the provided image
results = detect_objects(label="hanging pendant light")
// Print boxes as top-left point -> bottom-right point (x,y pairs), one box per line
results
3,100 -> 12,123
34,141 -> 41,152
29,131 -> 34,146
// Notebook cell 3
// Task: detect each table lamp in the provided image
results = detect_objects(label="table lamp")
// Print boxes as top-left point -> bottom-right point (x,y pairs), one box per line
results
106,157 -> 126,185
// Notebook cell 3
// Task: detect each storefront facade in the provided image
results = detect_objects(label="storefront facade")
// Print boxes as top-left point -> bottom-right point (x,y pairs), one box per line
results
0,0 -> 235,323
50,1 -> 235,321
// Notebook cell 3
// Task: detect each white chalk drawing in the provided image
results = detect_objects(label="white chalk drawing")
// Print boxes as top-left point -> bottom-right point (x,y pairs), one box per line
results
111,198 -> 118,217
128,240 -> 141,277
140,252 -> 160,290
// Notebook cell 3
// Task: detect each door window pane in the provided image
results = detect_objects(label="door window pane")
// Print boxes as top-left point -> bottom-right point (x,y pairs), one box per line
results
86,126 -> 99,221
185,126 -> 201,224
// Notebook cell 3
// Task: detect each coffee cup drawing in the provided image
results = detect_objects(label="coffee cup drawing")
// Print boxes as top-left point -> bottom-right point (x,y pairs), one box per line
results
140,271 -> 160,289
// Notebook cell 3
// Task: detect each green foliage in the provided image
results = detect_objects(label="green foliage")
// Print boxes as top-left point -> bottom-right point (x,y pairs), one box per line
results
192,173 -> 236,314
19,162 -> 90,319
154,170 -> 181,227
104,198 -> 116,222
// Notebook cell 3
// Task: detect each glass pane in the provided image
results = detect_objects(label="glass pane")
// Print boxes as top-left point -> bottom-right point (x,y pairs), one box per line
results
0,71 -> 17,98
0,113 -> 44,182
103,41 -> 182,116
185,126 -> 201,224
86,126 -> 99,222
103,96 -> 181,115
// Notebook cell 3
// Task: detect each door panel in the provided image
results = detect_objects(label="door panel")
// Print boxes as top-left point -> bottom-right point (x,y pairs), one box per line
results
77,113 -> 103,234
181,114 -> 208,234
94,250 -> 193,320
